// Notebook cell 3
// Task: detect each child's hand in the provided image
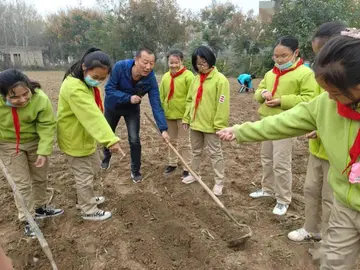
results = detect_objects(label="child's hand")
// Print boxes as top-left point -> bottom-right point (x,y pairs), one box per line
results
306,131 -> 317,139
216,127 -> 236,141
265,99 -> 281,107
35,155 -> 47,168
109,143 -> 125,156
182,123 -> 189,130
261,90 -> 273,101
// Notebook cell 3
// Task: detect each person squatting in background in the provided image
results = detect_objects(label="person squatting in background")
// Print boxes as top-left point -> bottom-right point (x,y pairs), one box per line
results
237,73 -> 256,93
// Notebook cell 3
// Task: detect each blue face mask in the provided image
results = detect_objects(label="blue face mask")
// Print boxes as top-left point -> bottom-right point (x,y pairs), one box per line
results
5,100 -> 30,108
84,75 -> 101,87
5,100 -> 15,107
275,55 -> 296,70
275,60 -> 294,70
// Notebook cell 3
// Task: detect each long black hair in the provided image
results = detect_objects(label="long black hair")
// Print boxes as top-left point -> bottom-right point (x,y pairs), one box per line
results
314,35 -> 360,101
0,68 -> 40,98
63,47 -> 112,82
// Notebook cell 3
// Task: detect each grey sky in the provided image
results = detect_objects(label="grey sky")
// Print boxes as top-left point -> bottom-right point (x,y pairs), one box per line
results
26,0 -> 259,15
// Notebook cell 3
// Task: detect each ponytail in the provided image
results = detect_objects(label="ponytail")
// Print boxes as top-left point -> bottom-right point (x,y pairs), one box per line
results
63,47 -> 112,82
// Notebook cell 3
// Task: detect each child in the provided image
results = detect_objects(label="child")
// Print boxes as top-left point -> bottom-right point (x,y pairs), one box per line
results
217,30 -> 360,269
57,48 -> 122,221
250,36 -> 317,216
237,73 -> 256,92
159,49 -> 194,178
0,69 -> 63,237
182,46 -> 230,196
288,22 -> 347,242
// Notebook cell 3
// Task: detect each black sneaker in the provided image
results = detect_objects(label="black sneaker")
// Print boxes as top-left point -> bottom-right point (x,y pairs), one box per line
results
24,222 -> 36,238
35,205 -> 64,219
164,166 -> 177,174
131,171 -> 142,183
182,171 -> 189,179
101,155 -> 112,170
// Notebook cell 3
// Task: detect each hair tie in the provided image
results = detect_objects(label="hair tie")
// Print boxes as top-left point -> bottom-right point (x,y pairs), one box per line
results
341,28 -> 360,39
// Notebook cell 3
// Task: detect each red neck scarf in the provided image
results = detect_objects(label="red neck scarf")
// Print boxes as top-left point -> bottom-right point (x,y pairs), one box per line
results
168,67 -> 187,102
93,87 -> 104,113
337,102 -> 360,174
11,87 -> 103,156
11,107 -> 20,154
193,69 -> 212,120
271,59 -> 304,96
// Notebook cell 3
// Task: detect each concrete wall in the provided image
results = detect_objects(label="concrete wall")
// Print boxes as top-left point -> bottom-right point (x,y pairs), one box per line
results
0,46 -> 45,67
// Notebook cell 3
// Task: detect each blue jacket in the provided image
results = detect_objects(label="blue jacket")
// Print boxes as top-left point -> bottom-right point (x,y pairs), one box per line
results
105,59 -> 168,132
237,73 -> 253,88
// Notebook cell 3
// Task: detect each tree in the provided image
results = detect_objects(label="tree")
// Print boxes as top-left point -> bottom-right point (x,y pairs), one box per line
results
117,0 -> 187,57
200,0 -> 236,56
45,8 -> 103,61
86,14 -> 125,60
269,0 -> 359,60
0,0 -> 44,47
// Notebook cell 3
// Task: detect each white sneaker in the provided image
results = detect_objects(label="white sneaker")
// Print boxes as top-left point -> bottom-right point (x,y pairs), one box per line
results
213,184 -> 223,196
81,210 -> 112,221
249,189 -> 272,199
76,196 -> 105,209
272,203 -> 289,216
182,174 -> 196,184
288,228 -> 321,242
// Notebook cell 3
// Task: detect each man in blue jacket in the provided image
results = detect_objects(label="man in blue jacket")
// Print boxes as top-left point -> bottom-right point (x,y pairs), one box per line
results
101,48 -> 169,183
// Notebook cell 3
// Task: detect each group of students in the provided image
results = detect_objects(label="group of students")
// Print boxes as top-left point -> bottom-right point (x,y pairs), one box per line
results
0,45 -> 230,241
217,23 -> 360,269
2,20 -> 360,269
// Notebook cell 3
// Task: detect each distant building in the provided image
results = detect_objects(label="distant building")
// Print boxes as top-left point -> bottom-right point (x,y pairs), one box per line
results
259,0 -> 282,22
0,46 -> 46,69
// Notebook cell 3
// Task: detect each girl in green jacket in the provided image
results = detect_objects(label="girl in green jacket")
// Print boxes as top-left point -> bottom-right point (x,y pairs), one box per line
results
251,36 -> 317,216
160,49 -> 194,178
58,48 -> 122,221
217,30 -> 360,270
182,46 -> 230,196
288,22 -> 347,243
0,69 -> 63,237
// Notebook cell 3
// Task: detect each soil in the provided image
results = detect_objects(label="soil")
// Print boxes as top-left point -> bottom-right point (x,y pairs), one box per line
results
0,71 -> 357,270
